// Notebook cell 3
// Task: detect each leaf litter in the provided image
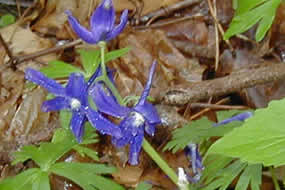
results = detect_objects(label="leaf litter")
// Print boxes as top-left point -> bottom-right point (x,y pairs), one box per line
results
0,0 -> 285,189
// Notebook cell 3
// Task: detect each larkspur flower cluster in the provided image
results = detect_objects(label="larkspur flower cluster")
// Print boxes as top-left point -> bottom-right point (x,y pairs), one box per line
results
25,0 -> 161,165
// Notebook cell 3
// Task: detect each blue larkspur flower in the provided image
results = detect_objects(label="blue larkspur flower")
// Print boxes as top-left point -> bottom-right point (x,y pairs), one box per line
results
89,61 -> 161,165
213,111 -> 253,127
66,0 -> 128,44
184,143 -> 204,183
25,68 -> 122,142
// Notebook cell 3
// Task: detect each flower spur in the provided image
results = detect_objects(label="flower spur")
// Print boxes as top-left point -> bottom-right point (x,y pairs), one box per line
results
66,0 -> 128,44
89,61 -> 161,165
25,68 -> 122,142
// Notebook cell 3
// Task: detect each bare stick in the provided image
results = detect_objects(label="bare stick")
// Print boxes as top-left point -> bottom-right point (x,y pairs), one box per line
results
161,62 -> 285,105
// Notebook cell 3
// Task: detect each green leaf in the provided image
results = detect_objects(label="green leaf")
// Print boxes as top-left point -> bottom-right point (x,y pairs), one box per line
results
235,164 -> 262,190
208,98 -> 285,167
201,154 -> 262,190
104,47 -> 130,63
0,14 -> 15,27
135,182 -> 152,190
203,159 -> 247,190
13,128 -> 76,170
50,162 -> 124,190
73,145 -> 99,161
32,171 -> 50,190
78,49 -> 100,77
164,110 -> 245,153
224,0 -> 281,41
0,168 -> 44,190
59,111 -> 72,130
40,61 -> 83,79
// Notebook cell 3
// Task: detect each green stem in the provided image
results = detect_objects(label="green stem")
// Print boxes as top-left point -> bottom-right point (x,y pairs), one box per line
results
98,41 -> 188,189
98,41 -> 123,105
270,166 -> 281,190
143,139 -> 190,190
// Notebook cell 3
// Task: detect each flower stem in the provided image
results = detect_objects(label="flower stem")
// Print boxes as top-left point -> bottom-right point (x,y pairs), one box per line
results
270,166 -> 281,190
142,139 -> 190,190
98,41 -> 123,105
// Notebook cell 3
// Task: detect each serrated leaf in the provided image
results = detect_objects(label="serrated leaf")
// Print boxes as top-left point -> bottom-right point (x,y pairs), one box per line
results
164,110 -> 245,153
0,168 -> 43,190
50,162 -> 124,190
40,61 -> 83,79
73,145 -> 99,161
224,0 -> 281,41
203,160 -> 247,190
135,182 -> 152,190
104,47 -> 130,63
235,164 -> 262,190
208,98 -> 285,167
13,128 -> 76,169
78,49 -> 100,77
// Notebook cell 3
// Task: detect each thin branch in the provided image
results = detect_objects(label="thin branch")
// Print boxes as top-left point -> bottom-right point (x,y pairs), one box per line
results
134,0 -> 202,25
161,62 -> 285,105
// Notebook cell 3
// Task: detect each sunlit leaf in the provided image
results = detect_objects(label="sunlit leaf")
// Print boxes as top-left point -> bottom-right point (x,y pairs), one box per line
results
0,14 -> 15,27
40,61 -> 83,79
164,110 -> 245,153
224,0 -> 281,41
78,49 -> 100,77
50,162 -> 124,190
208,98 -> 285,167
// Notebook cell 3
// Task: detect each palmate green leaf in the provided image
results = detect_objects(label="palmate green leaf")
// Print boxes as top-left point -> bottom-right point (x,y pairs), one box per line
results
164,110 -> 245,153
73,145 -> 99,161
201,154 -> 262,190
224,0 -> 281,41
13,128 -> 76,170
40,60 -> 83,79
208,98 -> 285,167
50,162 -> 124,190
0,168 -> 49,190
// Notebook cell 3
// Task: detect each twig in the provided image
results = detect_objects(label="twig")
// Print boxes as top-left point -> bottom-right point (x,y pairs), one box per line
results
134,13 -> 203,29
207,0 -> 219,71
207,0 -> 233,52
13,39 -> 82,64
135,0 -> 202,25
190,102 -> 248,110
161,62 -> 285,105
190,98 -> 229,120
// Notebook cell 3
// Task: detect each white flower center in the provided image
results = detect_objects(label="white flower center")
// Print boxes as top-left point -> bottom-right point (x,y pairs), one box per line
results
130,112 -> 145,127
103,0 -> 111,9
70,98 -> 81,110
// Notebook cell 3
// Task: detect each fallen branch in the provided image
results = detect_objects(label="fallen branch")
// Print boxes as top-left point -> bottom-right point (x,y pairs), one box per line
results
161,62 -> 285,105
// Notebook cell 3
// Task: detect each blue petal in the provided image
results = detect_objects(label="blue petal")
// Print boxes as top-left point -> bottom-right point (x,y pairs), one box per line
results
89,82 -> 130,118
137,61 -> 157,106
70,111 -> 86,142
42,97 -> 70,112
25,68 -> 65,96
65,10 -> 98,44
129,129 -> 144,165
145,122 -> 156,136
106,9 -> 129,41
90,0 -> 115,41
85,108 -> 122,138
213,111 -> 253,127
66,73 -> 87,102
134,102 -> 161,125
